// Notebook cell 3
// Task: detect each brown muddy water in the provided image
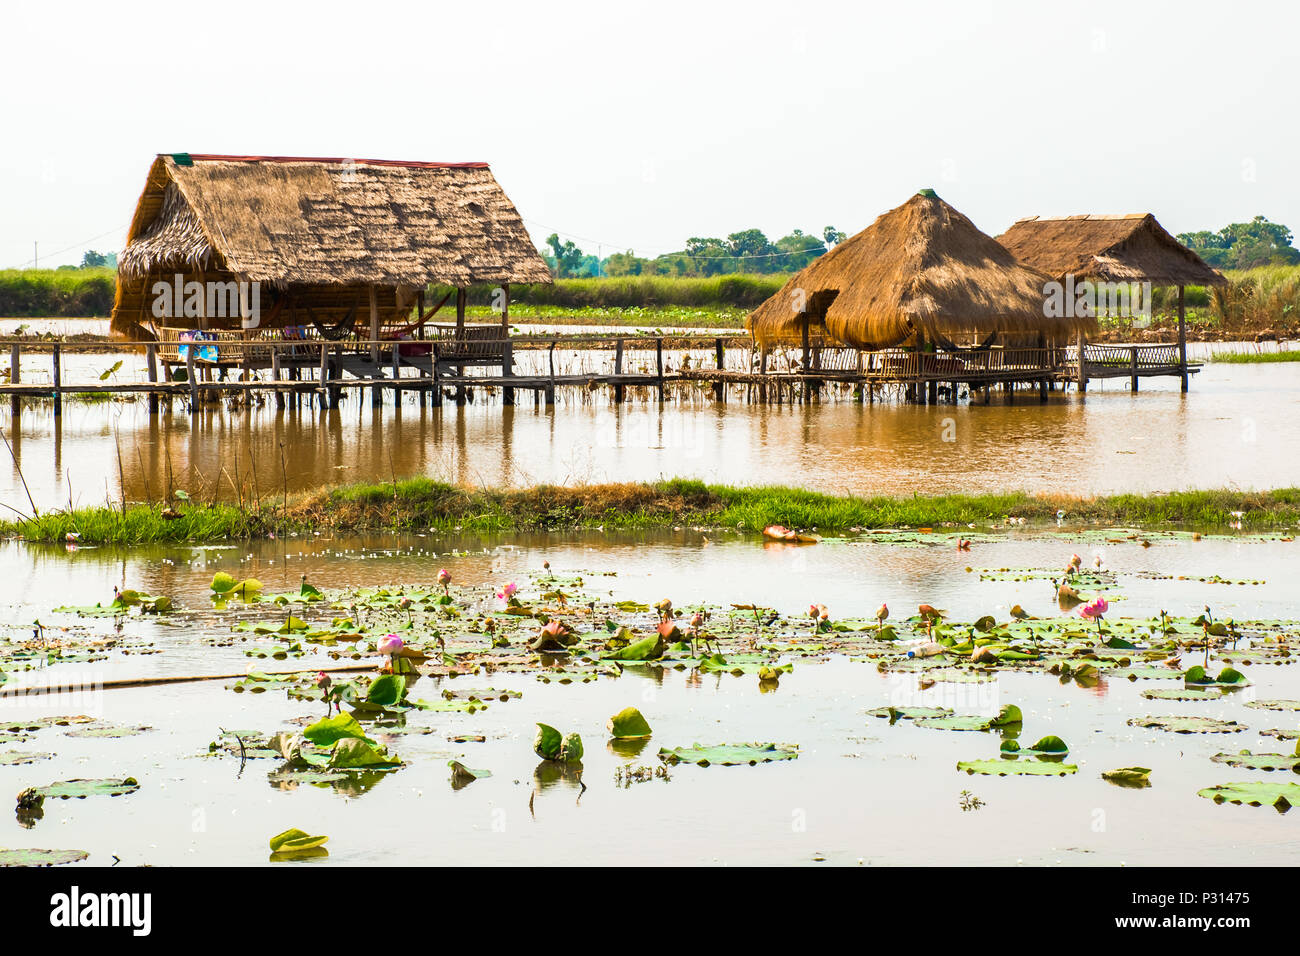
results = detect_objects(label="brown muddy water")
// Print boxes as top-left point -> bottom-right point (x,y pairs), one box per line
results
0,359 -> 1297,512
0,529 -> 1298,866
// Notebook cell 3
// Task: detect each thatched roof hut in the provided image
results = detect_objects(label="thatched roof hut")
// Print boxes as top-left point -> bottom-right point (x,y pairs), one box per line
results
995,214 -> 1225,287
111,153 -> 551,340
746,191 -> 1092,350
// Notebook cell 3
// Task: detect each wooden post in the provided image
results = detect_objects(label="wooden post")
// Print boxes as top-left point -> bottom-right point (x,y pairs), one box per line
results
714,337 -> 725,402
391,345 -> 401,405
8,344 -> 18,417
655,337 -> 664,402
915,332 -> 926,406
319,342 -> 329,407
1130,346 -> 1139,392
801,318 -> 810,403
186,345 -> 197,414
145,343 -> 159,414
432,344 -> 442,407
455,287 -> 467,406
1076,330 -> 1087,394
369,286 -> 380,365
1177,284 -> 1188,392
502,337 -> 514,406
271,345 -> 284,409
500,283 -> 513,406
613,338 -> 625,403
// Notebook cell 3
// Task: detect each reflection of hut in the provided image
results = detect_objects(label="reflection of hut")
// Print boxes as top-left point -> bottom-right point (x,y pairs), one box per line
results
111,153 -> 550,371
747,191 -> 1093,357
996,214 -> 1225,390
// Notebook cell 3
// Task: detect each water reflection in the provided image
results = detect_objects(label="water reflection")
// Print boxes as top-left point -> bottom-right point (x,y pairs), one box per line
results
0,362 -> 1295,513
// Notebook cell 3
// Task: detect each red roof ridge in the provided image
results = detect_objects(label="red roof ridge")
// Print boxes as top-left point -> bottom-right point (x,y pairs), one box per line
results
165,153 -> 489,169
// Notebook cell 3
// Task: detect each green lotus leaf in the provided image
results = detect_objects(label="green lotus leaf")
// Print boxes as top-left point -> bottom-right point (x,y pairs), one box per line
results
958,759 -> 1077,776
1128,716 -> 1247,734
269,828 -> 329,853
658,742 -> 798,766
607,707 -> 652,739
0,848 -> 89,867
1198,781 -> 1300,809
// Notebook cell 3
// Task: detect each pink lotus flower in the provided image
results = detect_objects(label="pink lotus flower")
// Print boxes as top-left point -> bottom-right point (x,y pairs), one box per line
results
314,671 -> 331,690
378,634 -> 404,655
1079,597 -> 1108,620
497,582 -> 518,601
437,568 -> 451,594
689,611 -> 704,631
1080,596 -> 1108,636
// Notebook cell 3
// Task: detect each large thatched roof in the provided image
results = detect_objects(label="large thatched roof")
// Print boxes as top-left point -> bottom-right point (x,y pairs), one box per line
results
996,214 -> 1225,287
117,154 -> 552,287
747,191 -> 1091,350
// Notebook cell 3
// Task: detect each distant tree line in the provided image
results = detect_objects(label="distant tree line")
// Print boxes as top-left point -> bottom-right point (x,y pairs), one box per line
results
1178,217 -> 1300,270
541,226 -> 848,279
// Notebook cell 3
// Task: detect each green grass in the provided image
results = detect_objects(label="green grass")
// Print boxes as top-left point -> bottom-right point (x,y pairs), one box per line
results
0,268 -> 116,318
463,304 -> 749,328
1210,349 -> 1300,363
5,479 -> 1298,545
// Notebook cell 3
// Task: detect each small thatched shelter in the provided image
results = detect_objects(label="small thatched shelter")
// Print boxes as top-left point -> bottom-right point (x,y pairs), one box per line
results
996,214 -> 1226,390
746,190 -> 1093,352
111,153 -> 551,348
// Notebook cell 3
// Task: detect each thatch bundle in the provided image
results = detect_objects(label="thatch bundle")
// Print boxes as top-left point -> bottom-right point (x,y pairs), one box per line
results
996,214 -> 1226,287
746,191 -> 1090,350
111,154 -> 550,338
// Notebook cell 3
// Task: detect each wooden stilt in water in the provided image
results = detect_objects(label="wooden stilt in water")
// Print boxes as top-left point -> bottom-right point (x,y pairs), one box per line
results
455,287 -> 467,406
145,343 -> 159,414
501,284 -> 514,406
655,337 -> 665,402
186,346 -> 197,414
271,346 -> 284,409
8,344 -> 18,417
613,338 -> 624,403
1130,346 -> 1139,392
714,337 -> 725,402
1177,285 -> 1188,392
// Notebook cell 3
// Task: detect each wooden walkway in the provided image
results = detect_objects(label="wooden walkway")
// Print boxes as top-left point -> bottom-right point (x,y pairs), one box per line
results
0,335 -> 1200,415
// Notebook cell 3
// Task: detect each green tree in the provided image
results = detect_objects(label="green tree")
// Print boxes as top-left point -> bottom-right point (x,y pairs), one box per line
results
544,233 -> 586,278
1178,217 -> 1300,270
603,251 -> 645,276
823,226 -> 847,247
774,229 -> 827,270
684,237 -> 730,275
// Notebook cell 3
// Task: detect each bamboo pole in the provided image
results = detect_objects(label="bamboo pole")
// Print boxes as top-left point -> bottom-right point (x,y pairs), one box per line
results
0,662 -> 382,700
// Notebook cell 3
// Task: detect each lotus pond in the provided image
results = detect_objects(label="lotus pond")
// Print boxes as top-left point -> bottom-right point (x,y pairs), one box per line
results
1,524 -> 1299,866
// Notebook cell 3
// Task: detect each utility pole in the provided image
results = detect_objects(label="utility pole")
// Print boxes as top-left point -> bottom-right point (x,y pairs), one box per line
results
33,242 -> 38,269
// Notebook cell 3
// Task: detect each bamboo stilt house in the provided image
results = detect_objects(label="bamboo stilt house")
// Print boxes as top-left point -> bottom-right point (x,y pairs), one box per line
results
746,190 -> 1094,352
996,214 -> 1226,390
111,154 -> 551,360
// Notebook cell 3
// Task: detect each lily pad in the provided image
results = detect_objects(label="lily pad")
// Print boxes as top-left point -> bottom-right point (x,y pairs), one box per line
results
0,848 -> 88,867
1210,750 -> 1300,771
1128,716 -> 1247,734
607,707 -> 652,739
1198,781 -> 1300,809
658,742 -> 798,766
1102,767 -> 1152,787
448,761 -> 492,786
1245,700 -> 1300,712
0,751 -> 52,765
866,705 -> 954,723
1140,687 -> 1224,702
957,758 -> 1078,776
27,777 -> 140,801
269,828 -> 329,853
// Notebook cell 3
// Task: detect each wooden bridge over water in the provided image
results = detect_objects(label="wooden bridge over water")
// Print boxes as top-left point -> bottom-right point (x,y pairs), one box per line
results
0,330 -> 1199,416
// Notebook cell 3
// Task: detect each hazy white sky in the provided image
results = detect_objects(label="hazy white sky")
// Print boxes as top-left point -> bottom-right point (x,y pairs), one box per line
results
3,0 -> 1296,268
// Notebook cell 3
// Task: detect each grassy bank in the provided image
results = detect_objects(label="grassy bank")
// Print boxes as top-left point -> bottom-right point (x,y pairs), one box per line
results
4,479 -> 1299,545
0,268 -> 115,318
1210,349 -> 1300,363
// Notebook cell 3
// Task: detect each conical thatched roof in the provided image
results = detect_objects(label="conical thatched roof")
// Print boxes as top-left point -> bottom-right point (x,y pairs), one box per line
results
747,191 -> 1089,349
996,214 -> 1226,287
117,154 -> 552,287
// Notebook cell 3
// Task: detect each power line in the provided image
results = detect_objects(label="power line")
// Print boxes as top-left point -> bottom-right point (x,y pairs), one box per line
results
7,225 -> 129,269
